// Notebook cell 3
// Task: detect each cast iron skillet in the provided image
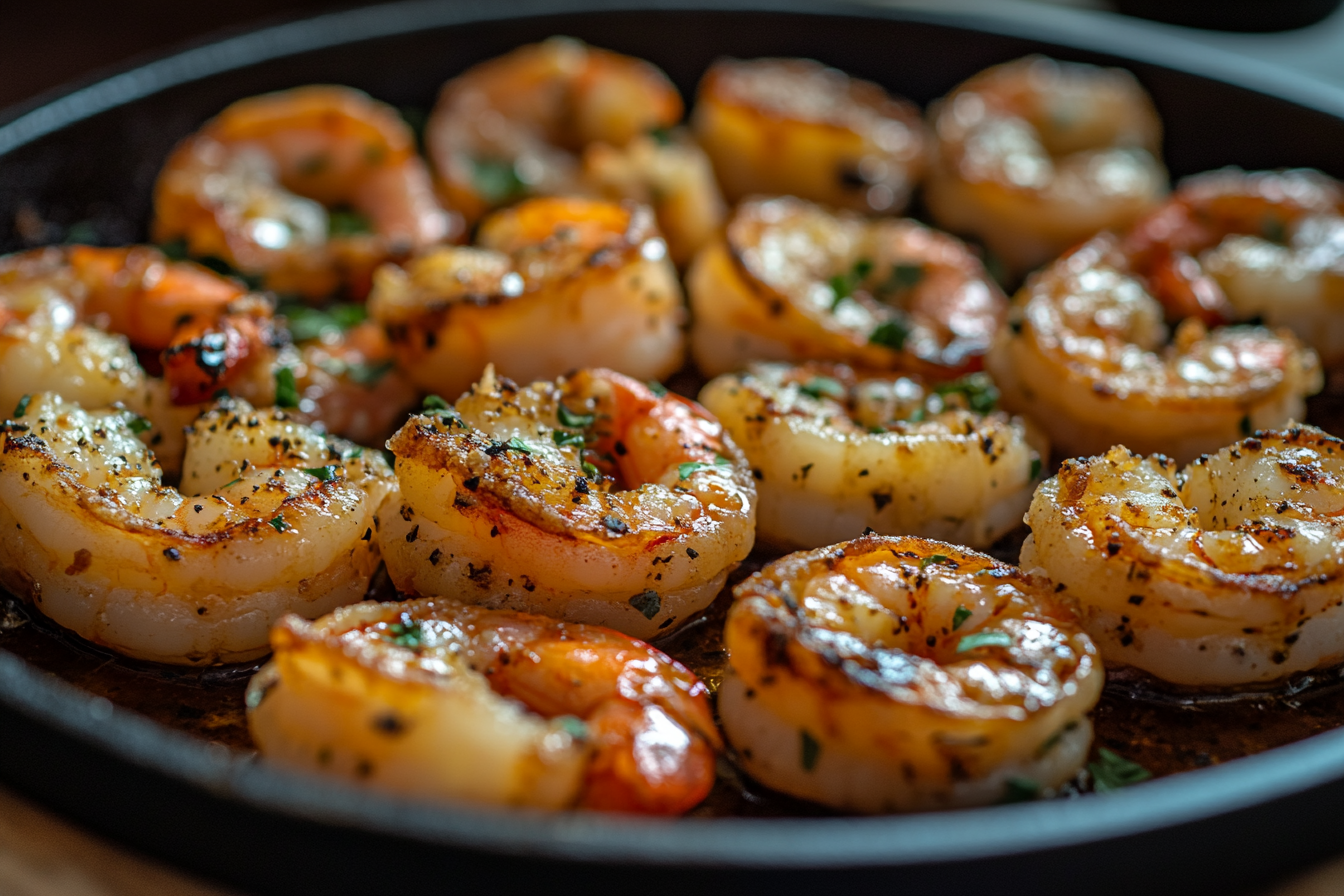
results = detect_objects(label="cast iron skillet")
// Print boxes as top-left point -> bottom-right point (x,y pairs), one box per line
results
4,2 -> 1344,893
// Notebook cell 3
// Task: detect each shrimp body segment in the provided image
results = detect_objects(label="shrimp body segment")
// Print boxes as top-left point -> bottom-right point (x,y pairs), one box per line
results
926,56 -> 1167,278
1022,427 -> 1344,686
379,367 -> 756,640
987,232 -> 1322,463
699,363 -> 1045,551
693,58 -> 929,215
154,85 -> 455,299
0,394 -> 392,664
720,536 -> 1102,812
368,197 -> 684,399
247,598 -> 721,814
688,197 -> 1007,379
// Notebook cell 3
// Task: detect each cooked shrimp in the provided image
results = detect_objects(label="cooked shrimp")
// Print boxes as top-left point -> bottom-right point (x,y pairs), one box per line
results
688,196 -> 1006,379
720,535 -> 1102,812
427,38 -> 680,218
379,367 -> 756,640
368,196 -> 684,399
580,129 -> 726,266
926,55 -> 1167,279
247,597 -> 721,813
1124,168 -> 1344,366
699,363 -> 1045,551
987,232 -> 1322,463
1022,427 -> 1344,686
154,85 -> 456,299
0,393 -> 392,664
693,57 -> 928,215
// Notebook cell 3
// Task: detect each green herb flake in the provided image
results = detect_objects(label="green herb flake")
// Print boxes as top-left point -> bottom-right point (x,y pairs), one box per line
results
800,729 -> 822,772
557,404 -> 595,429
268,514 -> 291,533
1036,720 -> 1079,759
505,437 -> 532,454
423,394 -> 451,411
125,413 -> 153,434
1261,216 -> 1287,244
1240,415 -> 1253,437
13,394 -> 31,419
279,301 -> 367,342
934,373 -> 999,414
629,590 -> 661,619
157,238 -> 190,261
347,359 -> 395,387
869,318 -> 910,351
646,380 -> 669,397
1001,776 -> 1040,804
956,630 -> 1013,653
221,478 -> 243,490
952,605 -> 973,630
553,430 -> 586,448
472,157 -> 527,204
906,407 -> 926,423
678,456 -> 731,479
827,257 -> 875,311
555,715 -> 589,740
881,262 -> 924,295
920,553 -> 951,569
303,465 -> 339,481
647,126 -> 674,146
799,376 -> 846,401
582,461 -> 601,480
386,614 -> 424,650
328,209 -> 374,238
1030,457 -> 1042,480
345,447 -> 364,459
1089,748 -> 1152,793
274,367 -> 300,408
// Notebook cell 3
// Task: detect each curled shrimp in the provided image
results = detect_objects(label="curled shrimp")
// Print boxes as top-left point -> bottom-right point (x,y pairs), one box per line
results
0,393 -> 392,664
1123,168 -> 1344,365
687,196 -> 1007,379
1022,426 -> 1344,687
368,196 -> 684,399
154,86 -> 456,299
987,232 -> 1322,463
379,366 -> 756,640
720,535 -> 1102,812
246,597 -> 721,813
926,56 -> 1167,279
693,57 -> 928,215
426,38 -> 721,261
699,363 -> 1046,551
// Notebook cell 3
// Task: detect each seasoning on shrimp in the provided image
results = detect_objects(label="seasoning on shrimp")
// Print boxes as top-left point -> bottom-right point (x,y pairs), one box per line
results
693,57 -> 929,215
0,394 -> 392,664
378,366 -> 756,640
427,37 -> 724,263
247,598 -> 721,813
1123,167 -> 1344,366
987,231 -> 1322,463
699,362 -> 1046,551
926,55 -> 1167,279
1022,425 -> 1344,687
720,535 -> 1102,813
153,85 -> 456,299
687,196 -> 1007,379
368,196 -> 684,400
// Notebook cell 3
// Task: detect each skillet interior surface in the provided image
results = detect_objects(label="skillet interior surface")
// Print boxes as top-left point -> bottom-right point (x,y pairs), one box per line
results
5,1 -> 1344,893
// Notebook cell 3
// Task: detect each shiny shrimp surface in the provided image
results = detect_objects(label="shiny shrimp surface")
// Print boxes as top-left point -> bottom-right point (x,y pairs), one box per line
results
699,363 -> 1045,551
987,232 -> 1322,463
1023,427 -> 1344,686
247,598 -> 721,814
926,56 -> 1167,279
693,57 -> 929,215
720,536 -> 1102,812
688,196 -> 1007,379
0,394 -> 392,664
379,367 -> 756,640
154,86 -> 455,299
368,196 -> 684,399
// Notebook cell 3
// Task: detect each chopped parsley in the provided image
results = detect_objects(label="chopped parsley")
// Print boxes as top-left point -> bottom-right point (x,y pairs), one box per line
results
880,262 -> 924,295
828,257 -> 874,311
1261,216 -> 1287,244
346,359 -> 395,387
327,208 -> 373,238
557,404 -> 595,428
800,729 -> 821,771
268,513 -> 291,532
274,367 -> 299,408
471,157 -> 527,204
1001,776 -> 1040,804
12,395 -> 30,419
1030,457 -> 1042,480
1089,748 -> 1151,792
1240,415 -> 1253,437
646,380 -> 669,397
629,590 -> 661,619
221,478 -> 243,490
798,376 -> 846,401
647,126 -> 674,146
952,605 -> 973,630
555,715 -> 589,740
552,429 -> 586,448
422,394 -> 461,421
956,630 -> 1013,653
678,456 -> 731,479
386,613 -> 424,649
345,446 -> 364,459
278,301 -> 367,342
303,465 -> 338,481
125,413 -> 153,434
869,317 -> 911,351
933,373 -> 999,414
505,437 -> 532,454
582,461 -> 602,480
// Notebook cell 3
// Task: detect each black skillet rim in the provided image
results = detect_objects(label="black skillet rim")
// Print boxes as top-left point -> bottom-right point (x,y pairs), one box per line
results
3,0 -> 1344,877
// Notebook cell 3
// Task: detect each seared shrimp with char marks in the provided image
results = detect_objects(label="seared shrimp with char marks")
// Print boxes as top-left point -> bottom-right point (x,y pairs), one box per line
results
693,57 -> 929,215
379,367 -> 756,640
247,598 -> 721,813
699,363 -> 1046,551
688,196 -> 1007,379
154,85 -> 456,299
988,232 -> 1322,463
1023,426 -> 1344,686
926,55 -> 1167,279
0,394 -> 392,664
369,196 -> 684,399
720,535 -> 1102,812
